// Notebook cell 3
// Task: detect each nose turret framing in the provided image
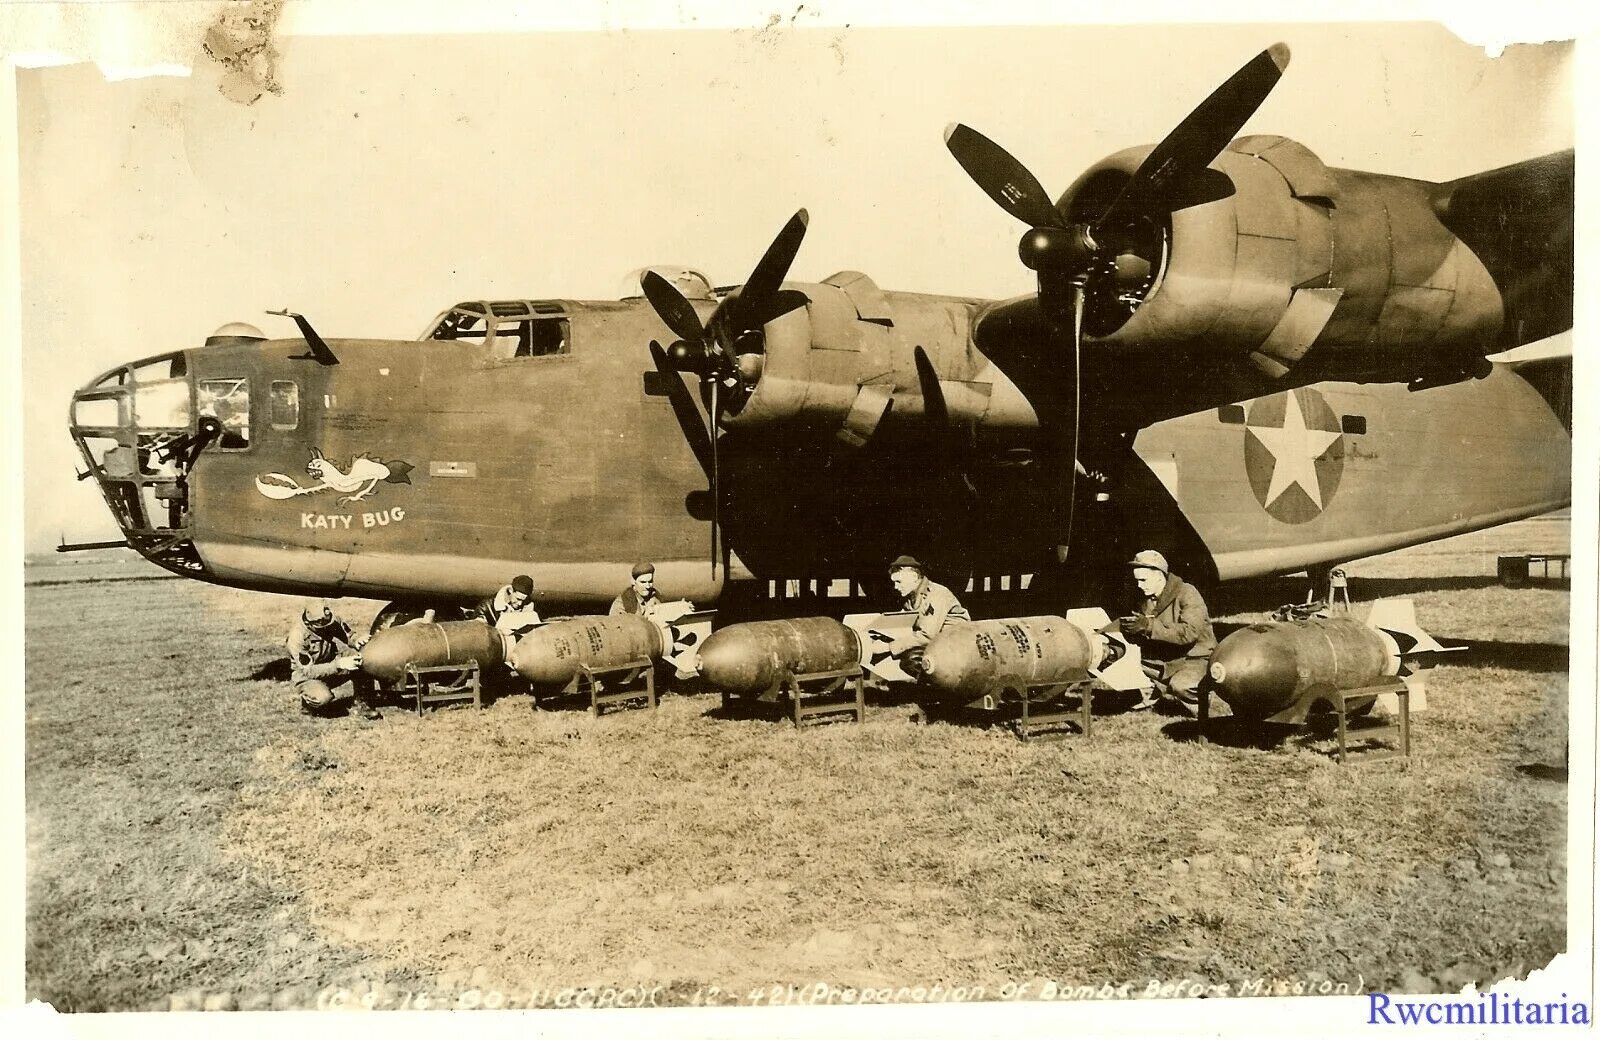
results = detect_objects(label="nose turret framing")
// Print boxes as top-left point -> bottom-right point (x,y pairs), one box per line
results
68,352 -> 212,576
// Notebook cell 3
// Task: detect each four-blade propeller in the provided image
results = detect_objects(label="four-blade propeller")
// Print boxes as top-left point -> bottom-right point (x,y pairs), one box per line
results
641,209 -> 812,576
944,44 -> 1288,308
943,44 -> 1290,571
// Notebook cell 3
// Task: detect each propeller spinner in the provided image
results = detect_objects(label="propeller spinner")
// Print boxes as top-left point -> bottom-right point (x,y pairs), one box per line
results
641,209 -> 812,575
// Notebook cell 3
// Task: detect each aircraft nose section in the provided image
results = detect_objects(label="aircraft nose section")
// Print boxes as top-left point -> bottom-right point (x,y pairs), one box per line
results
1207,624 -> 1297,718
68,350 -> 213,577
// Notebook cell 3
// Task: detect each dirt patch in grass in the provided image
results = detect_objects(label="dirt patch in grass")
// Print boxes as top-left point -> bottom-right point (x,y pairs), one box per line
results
27,519 -> 1573,1009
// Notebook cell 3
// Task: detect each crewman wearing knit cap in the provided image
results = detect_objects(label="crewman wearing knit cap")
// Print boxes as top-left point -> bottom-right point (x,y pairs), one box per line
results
476,574 -> 543,646
881,554 -> 970,656
1118,549 -> 1215,712
609,562 -> 661,620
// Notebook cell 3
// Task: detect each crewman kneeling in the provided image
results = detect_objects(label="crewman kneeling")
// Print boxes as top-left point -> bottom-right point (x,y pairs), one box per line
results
288,599 -> 380,720
880,554 -> 971,665
1118,550 -> 1216,713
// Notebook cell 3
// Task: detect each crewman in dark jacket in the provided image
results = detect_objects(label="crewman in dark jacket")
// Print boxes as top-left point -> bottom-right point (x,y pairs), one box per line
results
609,562 -> 662,620
475,574 -> 543,647
287,599 -> 379,720
1118,550 -> 1216,713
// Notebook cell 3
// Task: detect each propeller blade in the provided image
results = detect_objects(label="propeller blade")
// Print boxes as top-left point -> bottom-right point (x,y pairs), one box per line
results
648,341 -> 716,480
1098,43 -> 1290,228
761,288 -> 812,330
1057,284 -> 1086,567
738,209 -> 810,316
913,346 -> 950,427
642,270 -> 708,347
710,378 -> 722,578
914,345 -> 981,507
944,123 -> 1064,230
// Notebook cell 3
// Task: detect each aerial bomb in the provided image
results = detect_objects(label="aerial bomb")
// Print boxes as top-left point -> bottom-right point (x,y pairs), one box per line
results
695,617 -> 862,697
913,616 -> 1108,702
359,619 -> 505,685
1206,600 -> 1446,721
509,615 -> 663,689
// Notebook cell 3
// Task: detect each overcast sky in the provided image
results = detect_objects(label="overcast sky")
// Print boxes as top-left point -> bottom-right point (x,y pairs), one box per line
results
16,21 -> 1573,553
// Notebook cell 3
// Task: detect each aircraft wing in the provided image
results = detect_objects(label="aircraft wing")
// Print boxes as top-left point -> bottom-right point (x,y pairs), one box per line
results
945,45 -> 1572,433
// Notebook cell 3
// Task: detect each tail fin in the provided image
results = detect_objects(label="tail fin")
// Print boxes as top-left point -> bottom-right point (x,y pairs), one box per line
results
1366,599 -> 1446,654
1066,607 -> 1152,692
1432,149 -> 1573,351
1508,353 -> 1572,432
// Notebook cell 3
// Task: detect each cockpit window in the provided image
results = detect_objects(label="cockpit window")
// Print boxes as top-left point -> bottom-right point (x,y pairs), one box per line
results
197,378 -> 251,450
427,308 -> 491,346
423,302 -> 569,359
491,317 -> 569,360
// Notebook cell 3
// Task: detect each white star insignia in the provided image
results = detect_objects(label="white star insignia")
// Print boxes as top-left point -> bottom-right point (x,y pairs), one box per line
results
1248,391 -> 1343,510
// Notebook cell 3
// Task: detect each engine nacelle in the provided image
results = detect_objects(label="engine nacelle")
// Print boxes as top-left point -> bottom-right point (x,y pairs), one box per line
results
719,273 -> 1039,440
1064,136 -> 1503,376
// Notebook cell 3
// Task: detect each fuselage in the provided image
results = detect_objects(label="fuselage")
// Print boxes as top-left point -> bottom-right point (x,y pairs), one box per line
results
69,290 -> 1570,611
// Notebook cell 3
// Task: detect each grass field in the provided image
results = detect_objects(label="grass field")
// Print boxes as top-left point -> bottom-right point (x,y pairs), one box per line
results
24,517 -> 1574,1012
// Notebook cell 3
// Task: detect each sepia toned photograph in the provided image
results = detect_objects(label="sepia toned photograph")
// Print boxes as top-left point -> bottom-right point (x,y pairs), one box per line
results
9,4 -> 1587,1033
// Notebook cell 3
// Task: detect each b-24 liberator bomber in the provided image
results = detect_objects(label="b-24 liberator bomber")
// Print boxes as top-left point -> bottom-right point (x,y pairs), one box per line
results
67,44 -> 1572,627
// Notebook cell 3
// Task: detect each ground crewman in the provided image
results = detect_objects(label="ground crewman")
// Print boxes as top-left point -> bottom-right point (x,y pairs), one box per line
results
1117,549 -> 1216,713
287,599 -> 380,720
475,574 -> 543,648
881,554 -> 971,658
609,562 -> 662,620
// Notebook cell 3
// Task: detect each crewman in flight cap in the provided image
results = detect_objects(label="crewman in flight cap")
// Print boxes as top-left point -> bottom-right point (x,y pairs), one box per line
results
881,554 -> 971,658
610,561 -> 662,620
286,598 -> 380,720
476,573 -> 543,647
1118,549 -> 1216,713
